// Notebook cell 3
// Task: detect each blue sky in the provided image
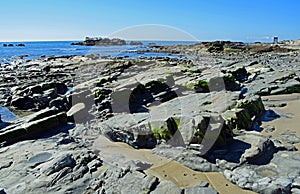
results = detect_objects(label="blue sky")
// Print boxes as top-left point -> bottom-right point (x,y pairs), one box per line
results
0,0 -> 299,42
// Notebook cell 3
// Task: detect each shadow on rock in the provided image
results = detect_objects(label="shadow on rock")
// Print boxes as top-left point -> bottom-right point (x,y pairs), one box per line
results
204,139 -> 251,163
0,122 -> 11,130
262,109 -> 281,122
254,109 -> 281,132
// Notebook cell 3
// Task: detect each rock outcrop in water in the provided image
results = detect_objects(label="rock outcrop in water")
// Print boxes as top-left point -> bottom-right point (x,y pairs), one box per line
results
71,37 -> 126,46
129,41 -> 143,45
0,41 -> 300,193
2,44 -> 14,47
2,43 -> 25,47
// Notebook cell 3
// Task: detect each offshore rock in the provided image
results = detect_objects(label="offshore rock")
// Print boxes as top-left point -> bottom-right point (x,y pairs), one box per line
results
71,37 -> 126,46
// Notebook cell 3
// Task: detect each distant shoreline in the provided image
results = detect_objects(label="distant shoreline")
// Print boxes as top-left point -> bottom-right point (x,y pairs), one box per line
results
1,39 -> 295,44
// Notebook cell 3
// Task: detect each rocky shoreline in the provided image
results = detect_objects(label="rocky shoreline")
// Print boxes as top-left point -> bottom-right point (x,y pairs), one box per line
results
0,41 -> 300,193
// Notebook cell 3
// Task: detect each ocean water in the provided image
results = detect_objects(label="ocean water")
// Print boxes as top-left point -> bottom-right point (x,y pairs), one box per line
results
0,106 -> 17,122
0,40 -> 198,120
0,40 -> 198,63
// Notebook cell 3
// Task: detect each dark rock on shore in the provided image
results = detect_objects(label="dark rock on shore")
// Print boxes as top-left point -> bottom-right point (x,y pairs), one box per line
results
10,96 -> 35,110
0,188 -> 6,194
9,82 -> 69,110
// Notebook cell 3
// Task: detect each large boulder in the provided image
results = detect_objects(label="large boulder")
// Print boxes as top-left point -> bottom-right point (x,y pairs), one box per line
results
222,108 -> 252,130
97,91 -> 241,151
236,95 -> 265,120
236,131 -> 276,165
97,113 -> 157,148
20,107 -> 59,123
220,95 -> 265,132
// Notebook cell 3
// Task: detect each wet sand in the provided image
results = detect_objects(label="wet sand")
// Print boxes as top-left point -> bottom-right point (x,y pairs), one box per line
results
262,93 -> 300,152
93,136 -> 255,193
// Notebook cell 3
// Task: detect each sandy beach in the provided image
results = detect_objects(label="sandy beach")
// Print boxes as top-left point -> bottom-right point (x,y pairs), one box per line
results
93,135 -> 255,193
262,93 -> 300,152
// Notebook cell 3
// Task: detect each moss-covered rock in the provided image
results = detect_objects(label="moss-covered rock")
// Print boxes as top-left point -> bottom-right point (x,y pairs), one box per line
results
184,82 -> 196,90
150,118 -> 178,141
222,74 -> 240,91
191,75 -> 240,93
207,45 -> 224,52
94,88 -> 112,104
222,108 -> 252,130
194,80 -> 209,93
187,69 -> 202,74
100,91 -> 242,150
192,116 -> 209,144
286,84 -> 300,93
150,114 -> 233,148
271,82 -> 300,95
193,115 -> 233,148
236,95 -> 265,118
